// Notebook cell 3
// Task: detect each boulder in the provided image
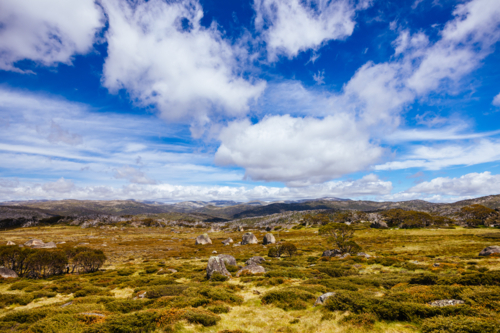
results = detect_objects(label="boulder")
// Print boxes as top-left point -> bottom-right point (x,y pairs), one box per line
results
195,233 -> 212,245
371,221 -> 388,229
221,238 -> 233,246
0,267 -> 18,278
24,239 -> 44,247
245,256 -> 266,266
6,241 -> 15,246
206,256 -> 231,279
428,300 -> 465,307
236,264 -> 265,277
322,249 -> 341,257
314,292 -> 336,306
238,226 -> 244,232
33,241 -> 57,249
263,233 -> 276,245
218,254 -> 237,266
479,245 -> 500,256
356,252 -> 372,259
241,232 -> 258,245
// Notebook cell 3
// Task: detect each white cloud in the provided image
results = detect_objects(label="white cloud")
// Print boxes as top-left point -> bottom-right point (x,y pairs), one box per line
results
41,178 -> 75,193
253,0 -> 360,61
46,121 -> 83,146
406,171 -> 500,196
313,70 -> 325,84
375,139 -> 500,171
114,166 -> 157,185
493,93 -> 500,106
101,0 -> 265,132
0,174 -> 391,202
0,0 -> 104,73
215,115 -> 383,186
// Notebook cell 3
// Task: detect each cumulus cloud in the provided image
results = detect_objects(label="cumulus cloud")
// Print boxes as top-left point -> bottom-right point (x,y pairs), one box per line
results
493,93 -> 500,106
101,0 -> 265,132
406,172 -> 500,197
114,166 -> 157,185
0,174 -> 391,202
0,0 -> 104,72
41,178 -> 75,193
253,0 -> 361,61
215,115 -> 383,186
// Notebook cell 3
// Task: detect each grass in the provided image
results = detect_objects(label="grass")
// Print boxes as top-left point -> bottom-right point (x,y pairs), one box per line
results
0,224 -> 499,332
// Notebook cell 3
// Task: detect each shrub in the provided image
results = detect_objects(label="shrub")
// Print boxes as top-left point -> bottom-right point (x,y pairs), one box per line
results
261,288 -> 316,310
105,299 -> 150,313
183,308 -> 220,326
0,293 -> 34,308
144,266 -> 158,274
207,303 -> 230,314
340,313 -> 377,328
226,264 -> 239,273
98,311 -> 159,332
210,272 -> 229,282
268,247 -> 280,258
198,287 -> 243,305
8,280 -> 33,290
421,315 -> 500,333
145,285 -> 189,298
318,267 -> 357,278
279,243 -> 298,257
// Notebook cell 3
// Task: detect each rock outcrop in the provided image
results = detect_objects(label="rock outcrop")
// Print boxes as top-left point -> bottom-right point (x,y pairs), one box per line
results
195,233 -> 212,245
263,233 -> 276,245
428,300 -> 465,307
206,256 -> 231,279
236,264 -> 265,277
24,239 -> 44,247
322,249 -> 341,257
32,241 -> 57,249
222,238 -> 233,246
0,267 -> 18,278
479,245 -> 500,256
241,232 -> 258,245
314,292 -> 336,306
245,256 -> 266,266
6,241 -> 15,245
371,221 -> 388,229
218,254 -> 237,266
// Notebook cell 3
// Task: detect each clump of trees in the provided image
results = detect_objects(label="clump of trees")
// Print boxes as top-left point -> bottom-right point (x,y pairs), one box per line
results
0,246 -> 106,278
381,209 -> 454,228
459,204 -> 499,227
268,243 -> 298,258
319,223 -> 361,254
303,210 -> 367,226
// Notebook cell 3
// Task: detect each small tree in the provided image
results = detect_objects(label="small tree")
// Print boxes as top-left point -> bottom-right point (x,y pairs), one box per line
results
279,243 -> 297,257
319,223 -> 361,254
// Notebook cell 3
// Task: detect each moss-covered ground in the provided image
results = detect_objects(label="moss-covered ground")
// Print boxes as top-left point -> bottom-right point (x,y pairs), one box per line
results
1,224 -> 499,332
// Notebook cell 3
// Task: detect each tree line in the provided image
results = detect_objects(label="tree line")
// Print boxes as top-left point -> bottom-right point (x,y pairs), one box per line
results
0,246 -> 106,279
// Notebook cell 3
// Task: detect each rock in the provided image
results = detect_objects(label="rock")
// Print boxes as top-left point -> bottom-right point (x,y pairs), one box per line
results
238,226 -> 244,232
195,233 -> 212,245
221,238 -> 233,246
356,252 -> 372,258
33,241 -> 57,249
167,268 -> 178,274
60,301 -> 73,308
253,290 -> 261,295
0,267 -> 18,278
206,256 -> 231,279
236,264 -> 265,277
218,254 -> 237,266
57,241 -> 66,244
314,292 -> 336,306
246,256 -> 266,266
212,250 -> 218,254
24,239 -> 44,247
263,233 -> 276,245
428,300 -> 465,307
433,263 -> 440,267
233,243 -> 241,247
479,245 -> 500,256
80,312 -> 105,317
322,249 -> 341,257
339,253 -> 350,259
371,221 -> 388,229
241,232 -> 258,245
6,241 -> 15,245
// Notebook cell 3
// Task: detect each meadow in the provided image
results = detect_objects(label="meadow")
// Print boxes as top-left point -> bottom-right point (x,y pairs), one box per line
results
1,222 -> 499,333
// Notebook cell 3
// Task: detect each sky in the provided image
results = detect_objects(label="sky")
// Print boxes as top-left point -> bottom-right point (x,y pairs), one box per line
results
0,0 -> 500,203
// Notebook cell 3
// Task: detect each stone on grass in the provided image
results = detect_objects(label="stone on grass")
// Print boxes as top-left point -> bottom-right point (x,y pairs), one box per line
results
314,292 -> 336,306
236,264 -> 265,277
371,221 -> 388,229
0,267 -> 18,278
263,233 -> 276,245
24,239 -> 44,247
206,256 -> 231,279
6,241 -> 15,246
241,232 -> 258,245
428,300 -> 465,307
479,245 -> 500,256
218,254 -> 237,266
322,249 -> 341,257
356,252 -> 372,258
195,233 -> 212,245
245,256 -> 266,266
221,238 -> 233,246
33,241 -> 57,249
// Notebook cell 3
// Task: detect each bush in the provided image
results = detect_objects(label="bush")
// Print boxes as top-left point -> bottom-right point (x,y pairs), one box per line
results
318,267 -> 357,278
207,303 -> 230,314
0,293 -> 34,308
261,287 -> 316,310
198,287 -> 243,305
98,311 -> 159,332
226,264 -> 239,273
105,299 -> 150,313
145,285 -> 189,298
183,308 -> 220,326
268,247 -> 280,258
210,272 -> 229,282
340,313 -> 377,328
144,266 -> 158,274
422,315 -> 500,333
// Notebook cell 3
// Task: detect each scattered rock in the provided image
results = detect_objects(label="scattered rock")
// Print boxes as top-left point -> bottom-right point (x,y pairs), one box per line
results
236,264 -> 265,277
33,241 -> 57,249
212,250 -> 218,254
0,267 -> 18,278
428,300 -> 465,307
222,238 -> 233,246
371,221 -> 388,229
166,268 -> 178,274
314,292 -> 336,306
245,256 -> 266,266
206,256 -> 232,279
322,249 -> 341,257
137,292 -> 147,299
24,239 -> 44,247
433,263 -> 440,267
80,312 -> 106,317
263,233 -> 276,245
356,252 -> 372,258
6,241 -> 15,245
253,290 -> 261,295
60,301 -> 73,308
233,243 -> 241,247
238,226 -> 244,232
218,254 -> 237,266
339,253 -> 351,259
479,245 -> 500,256
57,241 -> 66,244
241,232 -> 258,245
195,233 -> 212,245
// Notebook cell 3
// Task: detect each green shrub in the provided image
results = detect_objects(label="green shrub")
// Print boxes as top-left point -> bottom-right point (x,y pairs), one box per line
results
210,272 -> 229,282
0,293 -> 34,308
8,280 -> 33,290
207,303 -> 230,314
198,287 -> 243,305
183,308 -> 220,326
145,285 -> 189,298
144,266 -> 158,274
315,279 -> 358,291
261,287 -> 316,310
226,264 -> 239,273
117,268 -> 135,276
340,313 -> 377,328
265,269 -> 307,279
98,311 -> 159,332
421,315 -> 500,333
27,313 -> 82,333
318,267 -> 357,278
0,308 -> 52,324
105,299 -> 151,313
409,274 -> 438,285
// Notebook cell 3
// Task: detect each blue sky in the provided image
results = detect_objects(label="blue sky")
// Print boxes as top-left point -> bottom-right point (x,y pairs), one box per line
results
1,0 -> 500,203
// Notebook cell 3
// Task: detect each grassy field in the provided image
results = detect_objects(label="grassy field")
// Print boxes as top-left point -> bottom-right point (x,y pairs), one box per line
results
1,224 -> 499,332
